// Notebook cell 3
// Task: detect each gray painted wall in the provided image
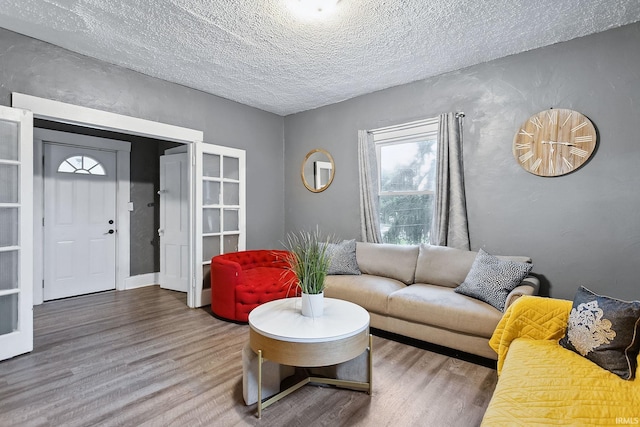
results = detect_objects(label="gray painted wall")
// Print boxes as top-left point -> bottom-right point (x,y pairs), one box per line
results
284,22 -> 640,301
3,22 -> 640,301
0,28 -> 286,275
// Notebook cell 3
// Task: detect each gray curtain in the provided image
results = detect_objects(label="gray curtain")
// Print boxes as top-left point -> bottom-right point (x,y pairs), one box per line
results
430,112 -> 470,250
358,130 -> 382,243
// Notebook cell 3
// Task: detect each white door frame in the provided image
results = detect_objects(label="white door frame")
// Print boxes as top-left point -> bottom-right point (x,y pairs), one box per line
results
33,128 -> 130,305
12,93 -> 205,307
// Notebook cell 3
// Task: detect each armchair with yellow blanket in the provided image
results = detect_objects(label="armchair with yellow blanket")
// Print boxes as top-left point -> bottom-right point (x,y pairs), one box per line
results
482,295 -> 640,426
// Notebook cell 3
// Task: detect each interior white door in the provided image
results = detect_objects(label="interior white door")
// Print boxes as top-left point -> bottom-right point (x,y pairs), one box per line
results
0,106 -> 33,361
43,144 -> 117,301
159,153 -> 189,293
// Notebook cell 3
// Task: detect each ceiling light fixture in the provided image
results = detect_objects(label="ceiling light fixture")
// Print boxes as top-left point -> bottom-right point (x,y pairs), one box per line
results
290,0 -> 339,18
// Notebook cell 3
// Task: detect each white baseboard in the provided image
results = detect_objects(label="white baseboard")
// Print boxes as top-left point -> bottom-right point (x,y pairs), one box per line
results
124,273 -> 159,290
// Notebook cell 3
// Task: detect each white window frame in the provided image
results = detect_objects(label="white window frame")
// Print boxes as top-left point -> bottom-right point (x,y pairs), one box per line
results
371,117 -> 439,244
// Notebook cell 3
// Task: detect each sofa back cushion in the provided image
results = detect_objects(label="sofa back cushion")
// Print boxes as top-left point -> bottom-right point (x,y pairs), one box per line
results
356,242 -> 419,285
414,244 -> 532,288
415,244 -> 477,288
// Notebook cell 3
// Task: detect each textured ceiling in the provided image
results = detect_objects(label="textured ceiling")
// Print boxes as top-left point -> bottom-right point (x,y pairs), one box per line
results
1,0 -> 639,116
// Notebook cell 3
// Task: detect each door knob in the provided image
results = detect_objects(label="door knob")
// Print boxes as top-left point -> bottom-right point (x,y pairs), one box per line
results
158,228 -> 164,236
105,229 -> 115,235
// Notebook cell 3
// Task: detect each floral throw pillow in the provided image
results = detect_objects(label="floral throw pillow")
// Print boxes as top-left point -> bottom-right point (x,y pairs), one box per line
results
559,286 -> 640,380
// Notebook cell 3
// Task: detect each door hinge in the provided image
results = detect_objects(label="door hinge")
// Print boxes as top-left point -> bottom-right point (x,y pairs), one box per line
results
42,280 -> 45,289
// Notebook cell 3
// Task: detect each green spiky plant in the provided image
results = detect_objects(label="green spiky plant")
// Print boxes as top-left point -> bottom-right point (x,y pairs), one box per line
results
283,229 -> 333,295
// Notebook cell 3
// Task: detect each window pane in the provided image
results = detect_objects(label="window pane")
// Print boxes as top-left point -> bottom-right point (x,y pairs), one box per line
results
223,182 -> 239,205
57,156 -> 106,175
203,154 -> 220,178
0,119 -> 18,161
83,157 -> 98,170
0,293 -> 18,334
224,234 -> 239,253
203,208 -> 220,234
58,162 -> 76,173
223,156 -> 239,180
0,251 -> 19,291
379,194 -> 434,245
223,209 -> 238,231
203,235 -> 221,261
88,163 -> 105,175
0,208 -> 19,247
380,139 -> 437,192
203,181 -> 220,205
0,164 -> 18,203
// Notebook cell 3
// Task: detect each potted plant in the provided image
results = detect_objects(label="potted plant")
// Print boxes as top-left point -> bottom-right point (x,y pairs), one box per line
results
283,229 -> 333,317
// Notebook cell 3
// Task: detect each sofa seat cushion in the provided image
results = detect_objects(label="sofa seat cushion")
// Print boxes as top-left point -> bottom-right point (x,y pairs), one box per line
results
387,284 -> 502,337
325,274 -> 406,315
482,339 -> 640,426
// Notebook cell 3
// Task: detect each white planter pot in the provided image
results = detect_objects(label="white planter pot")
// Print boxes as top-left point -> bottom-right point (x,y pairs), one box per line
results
301,292 -> 324,318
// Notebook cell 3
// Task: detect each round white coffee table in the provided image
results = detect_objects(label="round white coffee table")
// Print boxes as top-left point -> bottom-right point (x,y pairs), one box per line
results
248,297 -> 372,418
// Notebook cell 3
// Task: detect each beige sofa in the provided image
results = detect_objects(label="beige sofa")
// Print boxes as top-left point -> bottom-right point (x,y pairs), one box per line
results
325,243 -> 539,360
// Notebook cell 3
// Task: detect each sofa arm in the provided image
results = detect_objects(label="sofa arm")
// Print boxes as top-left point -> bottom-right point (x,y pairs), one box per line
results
504,276 -> 540,310
211,256 -> 243,321
490,296 -> 572,374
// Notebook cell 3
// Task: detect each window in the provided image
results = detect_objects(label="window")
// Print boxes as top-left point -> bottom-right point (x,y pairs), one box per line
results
57,155 -> 106,175
372,118 -> 438,245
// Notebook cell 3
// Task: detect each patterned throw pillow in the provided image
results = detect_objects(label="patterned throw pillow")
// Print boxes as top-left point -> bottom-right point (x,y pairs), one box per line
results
559,286 -> 640,380
454,249 -> 532,312
326,239 -> 361,275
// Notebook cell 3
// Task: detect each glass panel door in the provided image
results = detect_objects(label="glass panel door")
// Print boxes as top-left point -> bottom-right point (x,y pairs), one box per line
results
0,106 -> 33,361
190,142 -> 245,308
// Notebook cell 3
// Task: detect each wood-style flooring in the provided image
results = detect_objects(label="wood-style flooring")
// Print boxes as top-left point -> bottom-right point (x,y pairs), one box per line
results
0,286 -> 497,426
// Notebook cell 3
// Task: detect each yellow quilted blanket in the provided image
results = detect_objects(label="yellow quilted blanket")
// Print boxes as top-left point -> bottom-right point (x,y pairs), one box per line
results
490,295 -> 571,374
483,296 -> 640,426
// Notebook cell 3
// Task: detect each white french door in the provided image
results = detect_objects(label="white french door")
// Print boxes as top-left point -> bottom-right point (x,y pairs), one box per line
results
191,142 -> 245,308
0,106 -> 33,361
43,144 -> 117,300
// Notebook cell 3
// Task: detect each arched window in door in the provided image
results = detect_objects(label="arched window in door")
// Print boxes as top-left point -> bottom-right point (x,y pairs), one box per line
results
57,155 -> 106,175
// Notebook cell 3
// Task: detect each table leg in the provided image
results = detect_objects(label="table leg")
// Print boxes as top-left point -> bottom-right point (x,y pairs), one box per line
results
368,334 -> 373,395
257,349 -> 263,419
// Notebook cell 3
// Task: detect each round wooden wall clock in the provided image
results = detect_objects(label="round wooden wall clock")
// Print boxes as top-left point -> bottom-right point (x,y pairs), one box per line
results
512,108 -> 597,177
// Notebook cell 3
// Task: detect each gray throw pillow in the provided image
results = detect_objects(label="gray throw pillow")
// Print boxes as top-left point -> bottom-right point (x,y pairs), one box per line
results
326,239 -> 361,275
454,248 -> 532,312
559,286 -> 640,380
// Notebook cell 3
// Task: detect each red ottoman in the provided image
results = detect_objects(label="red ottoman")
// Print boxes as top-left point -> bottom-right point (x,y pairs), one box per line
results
211,250 -> 298,322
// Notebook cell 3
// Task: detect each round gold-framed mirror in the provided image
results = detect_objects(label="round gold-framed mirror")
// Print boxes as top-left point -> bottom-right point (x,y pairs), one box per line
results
301,148 -> 335,193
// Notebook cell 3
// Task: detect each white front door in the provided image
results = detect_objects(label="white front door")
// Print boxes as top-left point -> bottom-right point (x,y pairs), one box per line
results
0,106 -> 33,361
159,153 -> 189,293
43,144 -> 117,300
